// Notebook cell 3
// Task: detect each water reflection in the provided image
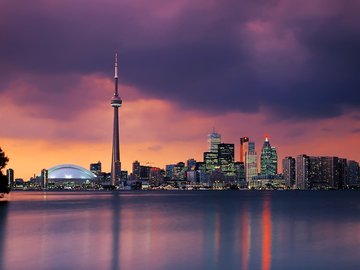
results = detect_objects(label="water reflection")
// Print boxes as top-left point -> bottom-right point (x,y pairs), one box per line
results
0,201 -> 9,270
240,205 -> 250,270
1,191 -> 360,270
262,197 -> 272,270
111,192 -> 120,270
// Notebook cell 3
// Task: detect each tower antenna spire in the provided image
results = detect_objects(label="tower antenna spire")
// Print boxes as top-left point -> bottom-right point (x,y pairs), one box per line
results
114,53 -> 118,79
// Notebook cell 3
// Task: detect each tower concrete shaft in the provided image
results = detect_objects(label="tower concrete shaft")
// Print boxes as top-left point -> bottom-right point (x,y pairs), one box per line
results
111,54 -> 122,186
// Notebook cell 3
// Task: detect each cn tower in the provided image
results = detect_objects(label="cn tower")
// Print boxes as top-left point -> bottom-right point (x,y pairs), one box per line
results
110,54 -> 122,186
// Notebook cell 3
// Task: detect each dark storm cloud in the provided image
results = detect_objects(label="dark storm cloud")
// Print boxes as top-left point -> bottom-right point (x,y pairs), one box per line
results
0,0 -> 359,120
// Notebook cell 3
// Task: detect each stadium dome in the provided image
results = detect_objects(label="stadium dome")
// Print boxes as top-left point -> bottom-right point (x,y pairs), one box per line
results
47,164 -> 97,184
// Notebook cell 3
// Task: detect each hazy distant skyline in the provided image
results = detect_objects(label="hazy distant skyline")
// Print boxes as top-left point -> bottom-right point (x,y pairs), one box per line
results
0,0 -> 359,179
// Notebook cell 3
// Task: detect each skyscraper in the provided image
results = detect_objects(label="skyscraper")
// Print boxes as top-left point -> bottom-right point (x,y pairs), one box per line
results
41,169 -> 48,189
240,137 -> 249,163
218,143 -> 235,176
110,54 -> 122,186
296,154 -> 310,189
204,151 -> 218,173
208,129 -> 221,153
260,136 -> 278,176
246,142 -> 258,182
282,157 -> 295,188
346,160 -> 359,186
132,160 -> 140,180
6,168 -> 14,188
308,156 -> 347,189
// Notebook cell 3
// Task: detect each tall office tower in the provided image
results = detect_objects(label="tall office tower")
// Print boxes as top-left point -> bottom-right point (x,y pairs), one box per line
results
240,137 -> 249,163
110,54 -> 122,186
204,151 -> 218,173
218,143 -> 235,175
346,160 -> 359,186
6,168 -> 14,188
282,157 -> 295,188
295,154 -> 310,189
260,136 -> 278,176
271,146 -> 278,174
208,129 -> 221,153
90,161 -> 102,176
246,142 -> 258,182
248,141 -> 255,152
41,169 -> 48,189
132,160 -> 140,180
332,157 -> 347,189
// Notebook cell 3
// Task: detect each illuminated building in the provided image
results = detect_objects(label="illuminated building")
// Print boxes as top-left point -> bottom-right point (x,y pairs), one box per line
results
234,162 -> 245,180
346,160 -> 359,186
218,143 -> 235,176
208,129 -> 221,153
174,162 -> 186,180
246,142 -> 258,184
110,54 -> 122,186
165,164 -> 175,179
41,169 -> 48,189
240,137 -> 249,163
120,170 -> 128,181
204,151 -> 218,173
90,161 -> 102,176
308,156 -> 347,189
186,158 -> 197,171
295,155 -> 310,189
47,164 -> 97,186
186,170 -> 197,183
260,136 -> 278,176
149,167 -> 163,186
282,156 -> 295,188
196,162 -> 206,172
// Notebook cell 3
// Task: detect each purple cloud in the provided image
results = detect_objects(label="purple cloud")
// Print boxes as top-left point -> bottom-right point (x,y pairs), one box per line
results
0,0 -> 359,121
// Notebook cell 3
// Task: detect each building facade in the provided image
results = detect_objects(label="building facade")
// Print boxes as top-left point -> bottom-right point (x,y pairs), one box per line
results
260,136 -> 278,176
282,156 -> 295,188
296,155 -> 310,189
208,129 -> 221,153
218,143 -> 235,176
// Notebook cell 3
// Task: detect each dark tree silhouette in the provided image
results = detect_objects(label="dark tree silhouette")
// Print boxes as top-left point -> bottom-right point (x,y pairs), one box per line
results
0,148 -> 10,194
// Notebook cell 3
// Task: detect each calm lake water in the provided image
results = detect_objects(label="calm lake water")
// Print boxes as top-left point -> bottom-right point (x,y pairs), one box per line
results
1,190 -> 360,270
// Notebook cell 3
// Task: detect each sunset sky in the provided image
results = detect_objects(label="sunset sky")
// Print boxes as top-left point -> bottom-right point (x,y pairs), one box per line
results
0,0 -> 359,180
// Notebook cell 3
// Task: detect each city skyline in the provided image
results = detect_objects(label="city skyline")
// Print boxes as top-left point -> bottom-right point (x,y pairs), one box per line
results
0,0 -> 359,179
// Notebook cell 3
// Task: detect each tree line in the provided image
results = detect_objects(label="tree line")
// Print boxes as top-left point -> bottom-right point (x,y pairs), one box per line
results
0,147 -> 10,194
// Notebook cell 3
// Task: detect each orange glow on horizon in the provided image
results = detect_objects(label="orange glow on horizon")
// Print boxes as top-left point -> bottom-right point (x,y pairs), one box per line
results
1,74 -> 359,180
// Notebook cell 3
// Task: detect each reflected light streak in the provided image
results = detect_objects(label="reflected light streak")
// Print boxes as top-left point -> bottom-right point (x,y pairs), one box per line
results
214,209 -> 221,264
241,207 -> 250,270
262,198 -> 272,270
